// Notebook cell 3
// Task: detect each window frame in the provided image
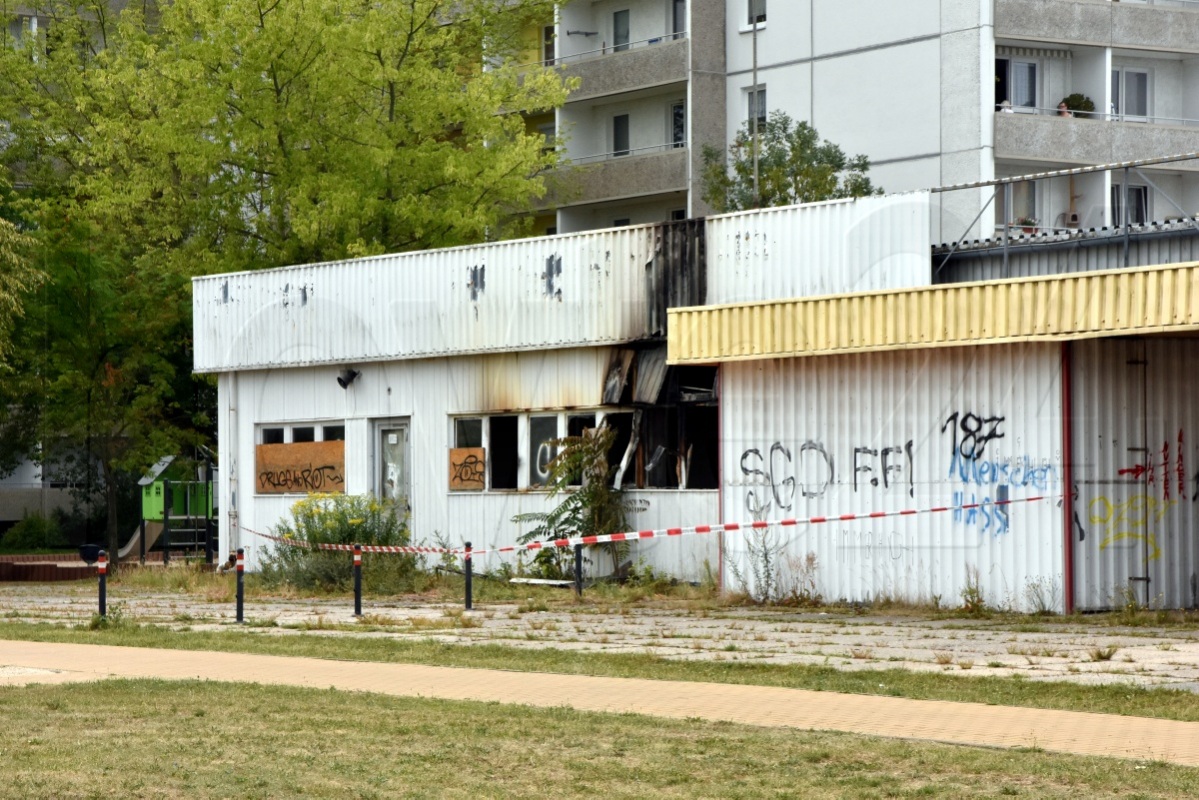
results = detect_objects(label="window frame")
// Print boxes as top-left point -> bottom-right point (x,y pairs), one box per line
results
613,113 -> 630,157
747,85 -> 766,128
1112,66 -> 1151,123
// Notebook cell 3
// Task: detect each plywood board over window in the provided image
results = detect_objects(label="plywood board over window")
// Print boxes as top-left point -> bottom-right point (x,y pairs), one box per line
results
256,441 -> 346,494
449,447 -> 486,491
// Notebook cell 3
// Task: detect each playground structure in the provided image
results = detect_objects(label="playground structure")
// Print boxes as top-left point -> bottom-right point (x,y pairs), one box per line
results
125,456 -> 217,565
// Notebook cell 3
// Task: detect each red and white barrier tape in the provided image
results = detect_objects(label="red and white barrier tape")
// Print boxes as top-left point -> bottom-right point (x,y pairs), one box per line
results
244,494 -> 1050,559
246,527 -> 457,555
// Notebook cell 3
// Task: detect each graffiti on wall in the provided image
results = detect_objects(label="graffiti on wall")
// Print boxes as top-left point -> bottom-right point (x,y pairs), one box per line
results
1117,429 -> 1188,501
739,438 -> 913,519
942,410 -> 1057,537
257,465 -> 344,493
1089,494 -> 1173,562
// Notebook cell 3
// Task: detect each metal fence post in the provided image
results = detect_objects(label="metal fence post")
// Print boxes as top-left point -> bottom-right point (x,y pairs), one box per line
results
97,550 -> 107,617
574,544 -> 583,597
235,548 -> 245,624
353,544 -> 363,617
464,541 -> 473,611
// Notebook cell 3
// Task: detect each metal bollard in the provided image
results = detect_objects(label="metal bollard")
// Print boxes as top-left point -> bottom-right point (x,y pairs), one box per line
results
97,550 -> 108,617
353,544 -> 363,617
574,544 -> 583,597
464,541 -> 473,611
235,548 -> 245,624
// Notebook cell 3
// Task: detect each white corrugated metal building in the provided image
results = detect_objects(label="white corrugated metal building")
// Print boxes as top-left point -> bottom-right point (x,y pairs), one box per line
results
192,193 -> 932,580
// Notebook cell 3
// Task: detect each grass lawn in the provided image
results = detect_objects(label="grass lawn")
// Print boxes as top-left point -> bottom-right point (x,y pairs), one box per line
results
1,679 -> 1194,799
3,620 -> 1199,724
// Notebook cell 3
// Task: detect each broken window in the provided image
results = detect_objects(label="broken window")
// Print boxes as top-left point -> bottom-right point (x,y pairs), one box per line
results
529,415 -> 559,487
489,416 -> 518,490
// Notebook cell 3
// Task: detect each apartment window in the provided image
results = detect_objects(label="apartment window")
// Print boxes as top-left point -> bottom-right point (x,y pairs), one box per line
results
261,427 -> 285,445
670,209 -> 687,221
995,58 -> 1037,112
292,426 -> 315,443
323,425 -> 346,441
672,0 -> 686,39
542,25 -> 555,65
1112,68 -> 1149,122
671,101 -> 686,148
613,113 -> 630,156
748,0 -> 766,24
613,218 -> 631,226
995,180 -> 1036,227
1111,185 -> 1149,226
613,10 -> 630,52
747,85 -> 767,128
538,121 -> 555,155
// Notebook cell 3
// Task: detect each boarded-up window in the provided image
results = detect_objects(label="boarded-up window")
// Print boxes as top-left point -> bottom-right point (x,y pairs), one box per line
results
255,441 -> 345,494
449,447 -> 486,490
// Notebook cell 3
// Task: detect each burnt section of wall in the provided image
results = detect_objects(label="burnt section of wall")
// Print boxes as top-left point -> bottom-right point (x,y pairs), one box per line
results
647,218 -> 706,337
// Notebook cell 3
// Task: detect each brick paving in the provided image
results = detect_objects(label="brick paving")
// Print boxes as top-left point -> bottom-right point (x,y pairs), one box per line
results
3,640 -> 1199,767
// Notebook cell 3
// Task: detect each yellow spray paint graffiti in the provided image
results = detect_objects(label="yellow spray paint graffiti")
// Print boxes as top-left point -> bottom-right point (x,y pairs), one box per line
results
1090,494 -> 1176,562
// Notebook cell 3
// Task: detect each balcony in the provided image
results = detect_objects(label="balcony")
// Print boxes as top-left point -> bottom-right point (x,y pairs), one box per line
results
996,0 -> 1199,51
994,109 -> 1199,171
547,146 -> 688,208
559,35 -> 688,103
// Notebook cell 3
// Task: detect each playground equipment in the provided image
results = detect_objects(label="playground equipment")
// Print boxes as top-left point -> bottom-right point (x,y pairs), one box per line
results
124,456 -> 217,565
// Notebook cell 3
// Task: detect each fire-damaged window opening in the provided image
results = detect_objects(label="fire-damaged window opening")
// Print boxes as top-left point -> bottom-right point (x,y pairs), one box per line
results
447,360 -> 717,493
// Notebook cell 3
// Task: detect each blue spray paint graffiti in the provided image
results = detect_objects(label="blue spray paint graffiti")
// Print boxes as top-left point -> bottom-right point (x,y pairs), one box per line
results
943,411 -> 1057,537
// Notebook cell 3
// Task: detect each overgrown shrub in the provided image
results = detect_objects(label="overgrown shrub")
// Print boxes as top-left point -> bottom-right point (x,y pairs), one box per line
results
0,513 -> 67,552
512,425 -> 645,580
258,493 -> 419,593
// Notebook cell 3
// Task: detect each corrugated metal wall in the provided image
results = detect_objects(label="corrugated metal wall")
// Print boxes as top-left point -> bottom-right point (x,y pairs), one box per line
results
720,344 -> 1065,611
1071,337 -> 1199,610
936,227 -> 1199,284
705,192 -> 932,304
220,347 -> 720,581
194,227 -> 667,372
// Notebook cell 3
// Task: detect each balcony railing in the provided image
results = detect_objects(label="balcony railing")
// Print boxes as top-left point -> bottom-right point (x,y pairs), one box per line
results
521,31 -> 687,69
997,104 -> 1199,127
569,141 -> 686,165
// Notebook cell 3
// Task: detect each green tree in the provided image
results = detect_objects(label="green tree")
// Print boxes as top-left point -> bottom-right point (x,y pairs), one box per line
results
701,111 -> 880,213
0,0 -> 572,557
0,215 -> 40,368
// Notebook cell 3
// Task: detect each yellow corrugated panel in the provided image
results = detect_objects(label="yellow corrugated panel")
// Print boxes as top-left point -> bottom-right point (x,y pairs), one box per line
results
667,262 -> 1199,364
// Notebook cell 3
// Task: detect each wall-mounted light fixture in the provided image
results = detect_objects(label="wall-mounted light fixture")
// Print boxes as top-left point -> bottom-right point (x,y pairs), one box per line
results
337,368 -> 360,389
566,30 -> 598,36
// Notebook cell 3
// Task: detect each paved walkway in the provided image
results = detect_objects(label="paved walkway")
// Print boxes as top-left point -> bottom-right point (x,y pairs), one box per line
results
3,640 -> 1199,767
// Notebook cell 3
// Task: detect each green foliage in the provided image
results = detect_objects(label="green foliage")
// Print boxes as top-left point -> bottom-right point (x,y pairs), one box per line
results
0,0 -> 570,551
512,426 -> 645,580
259,493 -> 419,592
0,215 -> 41,369
701,111 -> 880,213
0,513 -> 67,552
1061,93 -> 1096,115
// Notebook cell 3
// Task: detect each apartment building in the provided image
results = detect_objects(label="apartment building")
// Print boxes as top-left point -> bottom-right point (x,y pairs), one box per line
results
546,0 -> 1199,240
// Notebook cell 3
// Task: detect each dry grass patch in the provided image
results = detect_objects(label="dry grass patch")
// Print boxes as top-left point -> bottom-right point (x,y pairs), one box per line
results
0,680 -> 1195,798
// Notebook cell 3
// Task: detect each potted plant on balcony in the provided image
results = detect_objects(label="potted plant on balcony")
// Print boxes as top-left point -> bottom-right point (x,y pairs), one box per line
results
1013,216 -> 1038,234
1060,93 -> 1096,119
